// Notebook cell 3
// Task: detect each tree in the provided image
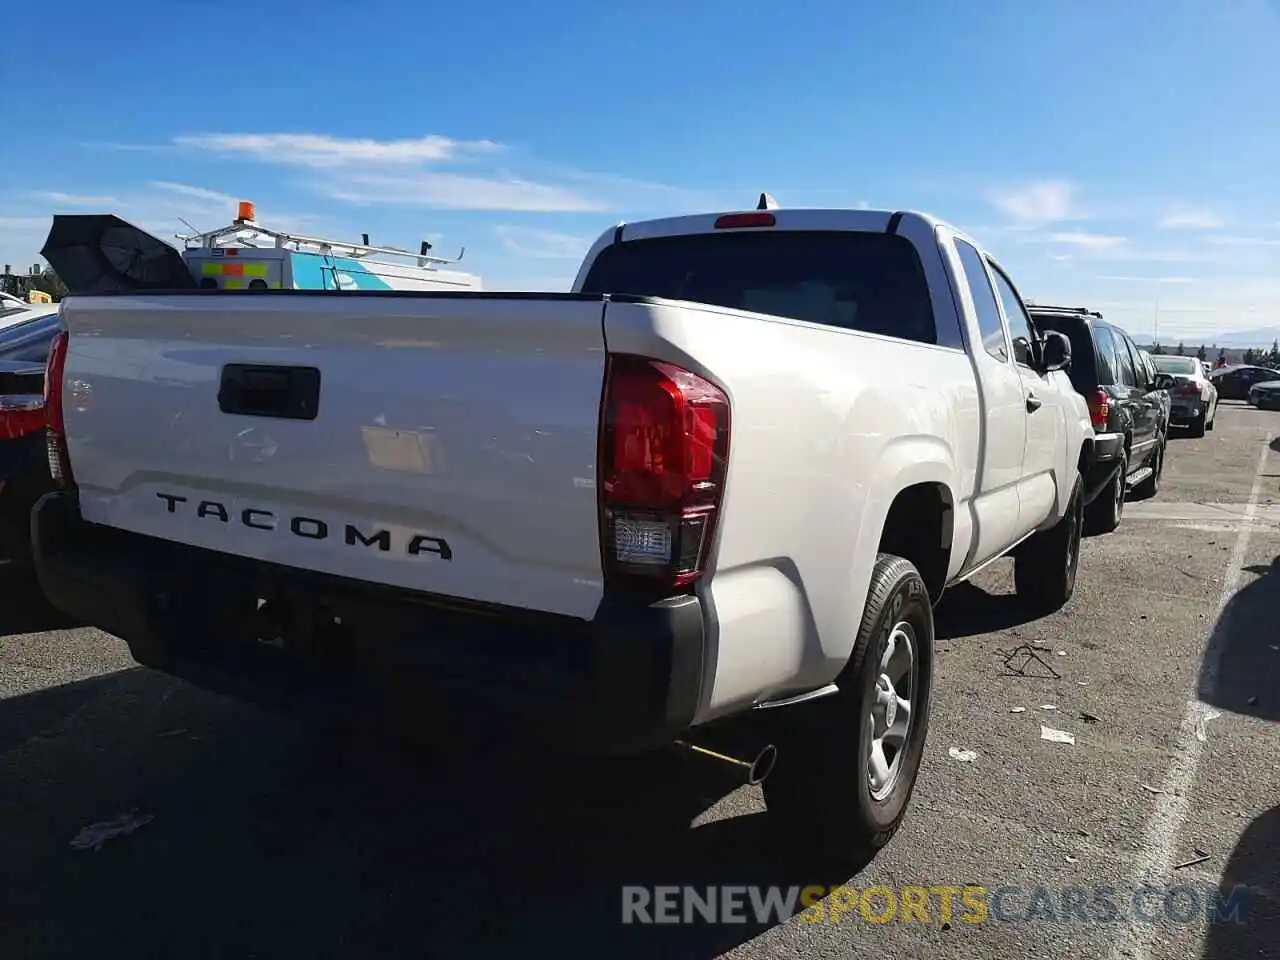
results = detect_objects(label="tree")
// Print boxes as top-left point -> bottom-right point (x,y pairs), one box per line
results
1272,340 -> 1280,365
1245,348 -> 1256,365
1152,341 -> 1165,355
1196,344 -> 1207,361
29,268 -> 68,302
1217,347 -> 1227,364
1176,341 -> 1185,356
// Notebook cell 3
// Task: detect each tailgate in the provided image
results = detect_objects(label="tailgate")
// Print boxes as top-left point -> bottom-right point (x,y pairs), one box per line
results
59,293 -> 609,619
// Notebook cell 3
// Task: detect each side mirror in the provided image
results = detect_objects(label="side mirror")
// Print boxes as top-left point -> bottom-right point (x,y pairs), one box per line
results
1040,331 -> 1071,372
1152,374 -> 1176,391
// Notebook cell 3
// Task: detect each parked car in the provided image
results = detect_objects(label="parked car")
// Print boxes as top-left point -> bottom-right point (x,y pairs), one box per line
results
1150,354 -> 1218,436
0,310 -> 61,568
1211,364 -> 1280,401
1247,378 -> 1280,410
32,203 -> 1092,863
1027,305 -> 1168,533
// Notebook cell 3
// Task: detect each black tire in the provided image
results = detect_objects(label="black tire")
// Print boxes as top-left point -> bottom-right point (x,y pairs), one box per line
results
1132,437 -> 1164,500
1188,411 -> 1207,438
1014,475 -> 1084,614
1084,451 -> 1126,535
762,553 -> 933,866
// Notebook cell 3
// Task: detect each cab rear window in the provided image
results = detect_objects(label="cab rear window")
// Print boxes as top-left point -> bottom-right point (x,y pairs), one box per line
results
581,230 -> 938,346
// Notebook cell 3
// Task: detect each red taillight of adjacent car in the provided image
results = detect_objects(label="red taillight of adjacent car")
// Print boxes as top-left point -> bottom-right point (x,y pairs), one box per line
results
0,395 -> 45,441
43,330 -> 75,488
597,354 -> 730,591
1175,380 -> 1201,396
1087,389 -> 1110,430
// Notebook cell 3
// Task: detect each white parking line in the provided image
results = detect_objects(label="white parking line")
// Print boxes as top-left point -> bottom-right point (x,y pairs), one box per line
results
1110,435 -> 1272,960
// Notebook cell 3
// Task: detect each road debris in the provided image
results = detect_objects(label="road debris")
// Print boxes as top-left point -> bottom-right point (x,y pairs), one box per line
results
1174,849 -> 1211,871
949,747 -> 978,762
70,811 -> 154,852
1055,650 -> 1068,657
1039,704 -> 1058,711
1010,706 -> 1027,713
1001,643 -> 1062,679
1081,712 -> 1102,724
1247,696 -> 1259,706
1065,856 -> 1078,864
1040,726 -> 1076,745
157,728 -> 188,738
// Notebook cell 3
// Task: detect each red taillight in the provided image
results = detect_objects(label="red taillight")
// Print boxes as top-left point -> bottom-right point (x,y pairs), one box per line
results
44,330 -> 75,488
714,212 -> 775,229
0,396 -> 45,440
1175,381 -> 1200,395
1087,389 -> 1110,430
598,355 -> 730,590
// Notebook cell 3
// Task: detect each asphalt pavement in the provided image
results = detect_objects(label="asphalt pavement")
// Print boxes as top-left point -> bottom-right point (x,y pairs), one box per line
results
2,402 -> 1278,960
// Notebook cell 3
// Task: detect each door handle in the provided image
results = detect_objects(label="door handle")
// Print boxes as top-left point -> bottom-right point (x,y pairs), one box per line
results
1026,393 -> 1042,412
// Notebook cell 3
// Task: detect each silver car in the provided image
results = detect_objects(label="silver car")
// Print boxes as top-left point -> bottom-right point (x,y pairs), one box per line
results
1150,354 -> 1218,436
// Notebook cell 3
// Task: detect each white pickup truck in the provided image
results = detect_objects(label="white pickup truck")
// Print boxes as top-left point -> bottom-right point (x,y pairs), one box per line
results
32,201 -> 1092,862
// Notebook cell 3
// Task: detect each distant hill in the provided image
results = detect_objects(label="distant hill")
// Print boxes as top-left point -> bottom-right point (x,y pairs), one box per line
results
1129,341 -> 1280,366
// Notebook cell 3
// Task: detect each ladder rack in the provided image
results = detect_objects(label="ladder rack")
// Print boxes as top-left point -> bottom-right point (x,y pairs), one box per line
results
175,217 -> 466,269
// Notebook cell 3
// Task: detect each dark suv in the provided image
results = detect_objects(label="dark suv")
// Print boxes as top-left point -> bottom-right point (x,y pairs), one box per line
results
1026,305 -> 1168,534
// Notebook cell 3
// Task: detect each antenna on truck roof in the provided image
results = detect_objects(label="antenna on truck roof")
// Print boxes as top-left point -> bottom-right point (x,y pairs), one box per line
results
757,193 -> 779,210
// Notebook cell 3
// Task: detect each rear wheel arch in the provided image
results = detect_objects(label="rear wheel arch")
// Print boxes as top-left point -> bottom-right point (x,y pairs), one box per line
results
877,482 -> 954,604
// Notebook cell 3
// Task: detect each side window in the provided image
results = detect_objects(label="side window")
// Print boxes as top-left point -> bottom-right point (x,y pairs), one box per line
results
987,263 -> 1035,367
954,240 -> 1007,361
1121,337 -> 1148,387
1112,332 -> 1138,387
1093,326 -> 1120,386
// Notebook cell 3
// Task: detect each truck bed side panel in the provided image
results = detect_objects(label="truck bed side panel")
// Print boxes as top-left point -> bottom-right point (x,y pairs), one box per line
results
59,294 -> 609,619
602,298 -> 979,719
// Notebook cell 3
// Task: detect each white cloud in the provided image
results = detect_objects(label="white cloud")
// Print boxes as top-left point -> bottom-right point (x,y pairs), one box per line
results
173,132 -> 503,168
36,191 -> 122,206
987,180 -> 1079,223
1159,207 -> 1226,230
494,225 -> 591,259
324,171 -> 606,213
1047,231 -> 1126,250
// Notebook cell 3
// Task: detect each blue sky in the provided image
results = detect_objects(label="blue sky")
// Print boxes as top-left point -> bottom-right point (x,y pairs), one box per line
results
3,0 -> 1279,341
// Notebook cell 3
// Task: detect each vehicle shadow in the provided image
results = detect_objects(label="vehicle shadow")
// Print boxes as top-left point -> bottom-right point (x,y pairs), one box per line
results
1200,804 -> 1280,959
934,581 -> 1030,639
0,670 -> 862,960
0,562 -> 83,638
1196,556 -> 1280,722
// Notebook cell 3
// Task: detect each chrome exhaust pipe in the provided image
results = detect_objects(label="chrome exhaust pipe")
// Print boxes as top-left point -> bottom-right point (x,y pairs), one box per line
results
674,739 -> 778,785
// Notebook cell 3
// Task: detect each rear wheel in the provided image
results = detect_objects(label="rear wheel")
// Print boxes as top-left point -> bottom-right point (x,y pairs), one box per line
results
1133,437 -> 1164,499
1084,452 -> 1126,535
763,553 -> 933,866
1014,475 -> 1083,614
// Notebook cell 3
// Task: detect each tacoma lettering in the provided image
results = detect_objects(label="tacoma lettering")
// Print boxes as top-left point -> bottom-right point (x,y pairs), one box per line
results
155,491 -> 452,560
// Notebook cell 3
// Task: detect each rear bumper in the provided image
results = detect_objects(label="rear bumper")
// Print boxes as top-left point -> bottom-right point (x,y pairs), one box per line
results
0,431 -> 51,565
1082,431 -> 1125,504
1169,400 -> 1206,423
31,491 -> 706,755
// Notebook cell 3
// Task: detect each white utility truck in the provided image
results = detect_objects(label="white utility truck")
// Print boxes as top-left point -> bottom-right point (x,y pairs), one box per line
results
32,198 -> 1092,862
